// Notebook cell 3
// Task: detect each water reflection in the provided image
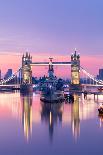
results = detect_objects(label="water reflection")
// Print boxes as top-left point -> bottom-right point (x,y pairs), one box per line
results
0,92 -> 99,141
40,93 -> 80,141
19,92 -> 98,142
71,93 -> 80,140
21,94 -> 33,141
41,102 -> 63,141
0,92 -> 102,154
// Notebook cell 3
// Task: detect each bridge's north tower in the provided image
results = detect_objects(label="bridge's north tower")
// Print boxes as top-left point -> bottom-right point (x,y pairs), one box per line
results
70,50 -> 80,90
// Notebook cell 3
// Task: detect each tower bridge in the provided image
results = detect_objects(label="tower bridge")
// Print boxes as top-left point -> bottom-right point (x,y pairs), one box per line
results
0,50 -> 103,93
20,50 -> 80,93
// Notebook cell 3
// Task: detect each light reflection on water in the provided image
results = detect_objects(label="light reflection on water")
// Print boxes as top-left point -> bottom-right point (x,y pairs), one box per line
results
0,92 -> 103,155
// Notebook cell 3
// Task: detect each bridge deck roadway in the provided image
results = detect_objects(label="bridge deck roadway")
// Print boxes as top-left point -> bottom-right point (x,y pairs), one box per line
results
31,62 -> 71,66
81,84 -> 103,87
0,84 -> 20,87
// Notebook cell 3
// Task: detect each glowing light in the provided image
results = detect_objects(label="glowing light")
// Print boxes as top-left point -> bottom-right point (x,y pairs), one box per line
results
50,112 -> 52,126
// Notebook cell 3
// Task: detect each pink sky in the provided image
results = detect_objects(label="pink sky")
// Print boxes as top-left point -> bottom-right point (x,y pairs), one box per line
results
0,52 -> 102,78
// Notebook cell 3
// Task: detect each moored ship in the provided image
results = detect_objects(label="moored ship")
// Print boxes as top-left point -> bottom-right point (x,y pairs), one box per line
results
40,79 -> 64,103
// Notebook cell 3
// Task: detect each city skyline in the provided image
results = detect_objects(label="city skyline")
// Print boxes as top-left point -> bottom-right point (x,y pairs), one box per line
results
0,52 -> 103,78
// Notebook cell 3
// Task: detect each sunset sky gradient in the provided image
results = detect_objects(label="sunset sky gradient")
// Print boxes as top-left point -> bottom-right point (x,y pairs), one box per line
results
0,0 -> 103,77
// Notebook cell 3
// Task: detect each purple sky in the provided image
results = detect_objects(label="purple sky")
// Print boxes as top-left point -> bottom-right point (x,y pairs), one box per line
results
0,0 -> 103,56
0,0 -> 103,78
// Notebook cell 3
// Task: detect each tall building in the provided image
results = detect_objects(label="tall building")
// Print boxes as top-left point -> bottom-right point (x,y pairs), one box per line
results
4,69 -> 12,79
99,69 -> 103,80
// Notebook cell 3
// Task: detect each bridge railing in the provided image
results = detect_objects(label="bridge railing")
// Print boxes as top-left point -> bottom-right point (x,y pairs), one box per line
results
80,66 -> 103,85
0,67 -> 22,85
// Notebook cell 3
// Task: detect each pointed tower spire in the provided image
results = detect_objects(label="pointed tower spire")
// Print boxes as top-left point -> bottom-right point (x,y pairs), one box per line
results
29,53 -> 30,59
74,48 -> 77,56
26,52 -> 28,57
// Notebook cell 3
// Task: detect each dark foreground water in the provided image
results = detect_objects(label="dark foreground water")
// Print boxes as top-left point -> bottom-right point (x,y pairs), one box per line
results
0,92 -> 103,155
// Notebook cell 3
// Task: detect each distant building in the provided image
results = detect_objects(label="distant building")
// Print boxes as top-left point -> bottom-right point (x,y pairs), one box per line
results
99,69 -> 103,80
4,69 -> 12,79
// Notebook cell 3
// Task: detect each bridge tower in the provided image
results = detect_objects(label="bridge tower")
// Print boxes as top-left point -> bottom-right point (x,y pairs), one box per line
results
48,58 -> 54,79
22,52 -> 32,84
70,50 -> 81,90
20,52 -> 33,93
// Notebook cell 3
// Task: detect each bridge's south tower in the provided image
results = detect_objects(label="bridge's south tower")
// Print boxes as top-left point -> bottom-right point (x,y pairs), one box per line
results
20,52 -> 33,93
22,52 -> 32,84
70,50 -> 80,90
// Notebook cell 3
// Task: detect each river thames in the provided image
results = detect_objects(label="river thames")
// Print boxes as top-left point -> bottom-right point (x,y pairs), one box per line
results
0,91 -> 103,155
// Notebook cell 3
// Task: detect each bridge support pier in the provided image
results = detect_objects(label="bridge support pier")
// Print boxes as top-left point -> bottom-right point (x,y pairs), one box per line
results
94,94 -> 96,101
70,50 -> 81,91
94,94 -> 99,102
20,52 -> 33,94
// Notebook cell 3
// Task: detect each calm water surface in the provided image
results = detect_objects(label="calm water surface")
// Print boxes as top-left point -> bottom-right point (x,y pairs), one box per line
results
0,92 -> 103,155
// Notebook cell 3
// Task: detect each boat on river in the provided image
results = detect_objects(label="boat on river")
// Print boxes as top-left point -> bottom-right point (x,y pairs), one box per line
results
98,104 -> 103,114
98,87 -> 103,92
40,92 -> 64,103
40,79 -> 64,103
